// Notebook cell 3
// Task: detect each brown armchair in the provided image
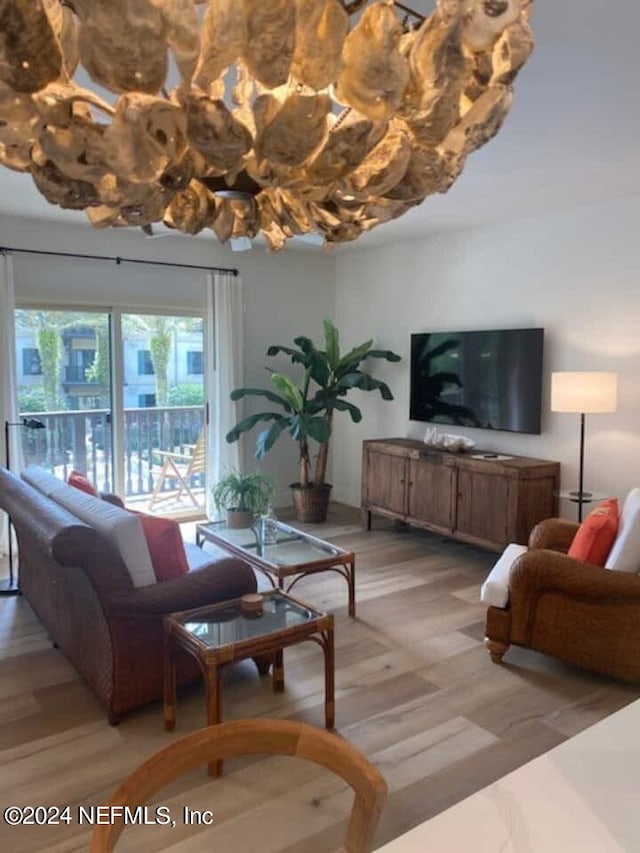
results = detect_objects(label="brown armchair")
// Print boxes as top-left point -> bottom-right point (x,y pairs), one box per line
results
485,517 -> 640,682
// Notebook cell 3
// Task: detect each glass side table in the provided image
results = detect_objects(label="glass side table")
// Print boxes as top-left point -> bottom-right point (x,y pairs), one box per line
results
557,490 -> 608,521
163,590 -> 335,777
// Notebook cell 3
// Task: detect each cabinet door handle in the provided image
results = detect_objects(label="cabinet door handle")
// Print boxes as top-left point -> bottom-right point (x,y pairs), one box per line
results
409,481 -> 414,486
400,479 -> 405,484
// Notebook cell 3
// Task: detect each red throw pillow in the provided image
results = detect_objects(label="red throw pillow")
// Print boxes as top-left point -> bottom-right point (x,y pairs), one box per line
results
132,512 -> 189,583
68,470 -> 98,496
568,498 -> 619,566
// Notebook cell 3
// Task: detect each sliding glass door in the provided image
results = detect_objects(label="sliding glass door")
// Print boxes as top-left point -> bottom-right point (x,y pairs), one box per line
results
14,308 -> 207,518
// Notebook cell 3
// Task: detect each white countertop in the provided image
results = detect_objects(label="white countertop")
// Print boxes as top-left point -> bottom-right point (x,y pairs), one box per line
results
376,697 -> 640,852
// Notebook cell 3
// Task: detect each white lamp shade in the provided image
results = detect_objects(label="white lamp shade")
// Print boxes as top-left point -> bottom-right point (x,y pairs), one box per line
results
551,372 -> 618,414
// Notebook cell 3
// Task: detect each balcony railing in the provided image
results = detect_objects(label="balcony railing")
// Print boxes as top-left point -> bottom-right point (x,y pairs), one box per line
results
17,405 -> 206,508
63,366 -> 100,384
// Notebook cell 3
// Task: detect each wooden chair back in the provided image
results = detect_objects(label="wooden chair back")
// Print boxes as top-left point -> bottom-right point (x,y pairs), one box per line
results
149,429 -> 206,509
90,719 -> 387,853
184,429 -> 206,476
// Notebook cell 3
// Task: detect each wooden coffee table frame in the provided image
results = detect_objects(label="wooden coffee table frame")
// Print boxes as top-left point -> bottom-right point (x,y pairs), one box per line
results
196,520 -> 357,617
163,592 -> 335,777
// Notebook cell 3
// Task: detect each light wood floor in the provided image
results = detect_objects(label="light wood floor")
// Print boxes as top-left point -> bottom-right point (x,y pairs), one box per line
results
1,505 -> 638,852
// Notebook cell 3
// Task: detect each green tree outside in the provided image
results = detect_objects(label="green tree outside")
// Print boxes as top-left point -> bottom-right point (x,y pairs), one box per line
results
167,383 -> 205,406
84,324 -> 110,406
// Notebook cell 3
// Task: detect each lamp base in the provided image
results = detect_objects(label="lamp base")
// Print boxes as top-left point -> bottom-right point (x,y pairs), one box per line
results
0,578 -> 20,597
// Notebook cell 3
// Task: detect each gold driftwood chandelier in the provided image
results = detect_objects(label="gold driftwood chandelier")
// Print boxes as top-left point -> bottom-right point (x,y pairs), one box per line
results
0,0 -> 534,250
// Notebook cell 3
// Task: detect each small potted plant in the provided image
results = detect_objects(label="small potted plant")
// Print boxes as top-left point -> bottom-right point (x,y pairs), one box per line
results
212,470 -> 276,529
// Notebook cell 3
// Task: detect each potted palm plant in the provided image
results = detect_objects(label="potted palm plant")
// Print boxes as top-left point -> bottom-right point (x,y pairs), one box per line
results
212,470 -> 276,528
226,320 -> 401,523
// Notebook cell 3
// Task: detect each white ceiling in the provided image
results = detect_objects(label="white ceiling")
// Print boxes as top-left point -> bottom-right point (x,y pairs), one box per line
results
1,0 -> 638,248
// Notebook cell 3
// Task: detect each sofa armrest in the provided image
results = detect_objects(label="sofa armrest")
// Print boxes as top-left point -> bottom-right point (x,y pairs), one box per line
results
106,557 -> 256,616
510,549 -> 640,602
528,518 -> 579,553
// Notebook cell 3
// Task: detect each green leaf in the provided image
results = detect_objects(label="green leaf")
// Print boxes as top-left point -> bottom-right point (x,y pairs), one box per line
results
306,416 -> 331,444
333,370 -> 366,390
256,421 -> 288,458
292,336 -> 317,357
230,387 -> 292,410
271,374 -> 304,412
289,414 -> 304,441
226,412 -> 287,443
266,345 -> 306,363
337,340 -> 373,373
329,399 -> 363,422
365,348 -> 402,362
305,395 -> 329,417
308,353 -> 331,387
212,470 -> 275,513
337,373 -> 395,400
323,319 -> 340,370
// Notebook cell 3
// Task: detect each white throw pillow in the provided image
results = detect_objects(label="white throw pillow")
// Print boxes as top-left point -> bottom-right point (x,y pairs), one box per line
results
481,543 -> 528,608
605,488 -> 640,573
51,485 -> 156,588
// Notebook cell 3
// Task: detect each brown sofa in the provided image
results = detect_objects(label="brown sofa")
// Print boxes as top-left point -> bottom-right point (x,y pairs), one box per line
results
0,466 -> 257,723
485,517 -> 640,682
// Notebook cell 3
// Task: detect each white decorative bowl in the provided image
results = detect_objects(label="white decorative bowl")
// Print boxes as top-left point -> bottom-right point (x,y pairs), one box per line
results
423,427 -> 476,453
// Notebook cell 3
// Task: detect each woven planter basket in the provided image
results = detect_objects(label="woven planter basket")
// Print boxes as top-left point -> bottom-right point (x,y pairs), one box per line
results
290,483 -> 332,523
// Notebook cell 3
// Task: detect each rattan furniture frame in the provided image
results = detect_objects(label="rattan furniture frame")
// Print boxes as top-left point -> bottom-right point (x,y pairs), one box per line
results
163,590 -> 335,776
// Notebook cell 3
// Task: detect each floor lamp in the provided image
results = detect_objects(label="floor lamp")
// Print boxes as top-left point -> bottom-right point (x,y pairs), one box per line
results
1,417 -> 46,596
550,372 -> 618,522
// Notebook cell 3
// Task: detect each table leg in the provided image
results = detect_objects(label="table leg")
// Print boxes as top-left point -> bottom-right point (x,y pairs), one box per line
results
205,666 -> 223,777
323,628 -> 335,729
273,649 -> 285,693
347,558 -> 356,618
163,633 -> 176,732
253,654 -> 272,676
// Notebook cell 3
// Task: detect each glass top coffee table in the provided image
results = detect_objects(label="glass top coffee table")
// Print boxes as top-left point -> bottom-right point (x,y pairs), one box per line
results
196,519 -> 357,617
163,590 -> 334,777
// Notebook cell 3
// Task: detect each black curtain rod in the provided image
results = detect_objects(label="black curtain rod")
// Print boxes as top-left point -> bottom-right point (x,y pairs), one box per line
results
0,245 -> 238,276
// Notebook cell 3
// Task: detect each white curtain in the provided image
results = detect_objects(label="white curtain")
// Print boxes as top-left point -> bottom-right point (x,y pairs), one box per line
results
205,271 -> 244,518
0,252 -> 20,556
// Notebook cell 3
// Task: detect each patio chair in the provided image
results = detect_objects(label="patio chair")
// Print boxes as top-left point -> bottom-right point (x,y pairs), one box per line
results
148,430 -> 205,509
89,719 -> 388,853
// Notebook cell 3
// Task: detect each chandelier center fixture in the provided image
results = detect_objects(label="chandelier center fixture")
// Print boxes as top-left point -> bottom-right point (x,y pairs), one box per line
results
0,0 -> 534,249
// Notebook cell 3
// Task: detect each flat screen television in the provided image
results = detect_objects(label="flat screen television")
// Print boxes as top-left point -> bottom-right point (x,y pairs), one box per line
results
410,328 -> 544,434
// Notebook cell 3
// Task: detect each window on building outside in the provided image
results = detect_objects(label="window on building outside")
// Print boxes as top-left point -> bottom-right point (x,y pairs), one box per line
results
22,347 -> 42,376
138,350 -> 154,375
138,393 -> 157,408
187,351 -> 203,375
67,348 -> 96,382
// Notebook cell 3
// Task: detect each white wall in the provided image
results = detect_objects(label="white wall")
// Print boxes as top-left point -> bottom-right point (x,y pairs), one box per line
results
0,215 -> 336,500
5,195 -> 640,517
333,197 -> 640,516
